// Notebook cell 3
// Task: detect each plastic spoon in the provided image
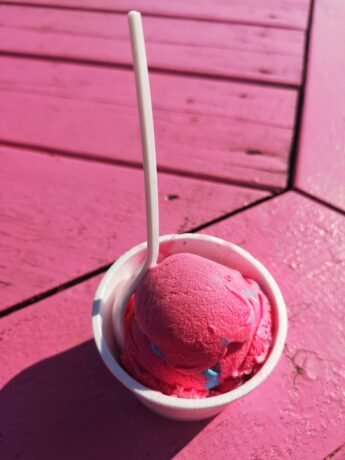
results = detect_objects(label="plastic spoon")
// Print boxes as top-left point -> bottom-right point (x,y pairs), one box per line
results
113,11 -> 159,349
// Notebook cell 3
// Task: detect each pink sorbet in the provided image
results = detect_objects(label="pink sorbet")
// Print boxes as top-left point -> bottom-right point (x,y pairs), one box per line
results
121,253 -> 272,398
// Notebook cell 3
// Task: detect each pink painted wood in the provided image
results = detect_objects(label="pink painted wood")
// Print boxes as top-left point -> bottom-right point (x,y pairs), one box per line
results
0,6 -> 305,85
1,192 -> 344,459
295,0 -> 345,211
0,57 -> 297,189
0,146 -> 268,311
0,0 -> 311,30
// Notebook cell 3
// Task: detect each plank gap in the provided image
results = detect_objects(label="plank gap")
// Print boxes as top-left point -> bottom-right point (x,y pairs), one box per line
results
295,188 -> 345,217
0,1 -> 308,31
0,51 -> 300,91
287,0 -> 315,188
0,139 -> 281,193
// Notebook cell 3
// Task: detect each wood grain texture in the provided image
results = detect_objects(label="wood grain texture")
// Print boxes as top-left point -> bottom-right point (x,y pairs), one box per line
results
0,145 -> 268,311
1,192 -> 344,459
295,0 -> 345,211
0,0 -> 311,30
0,57 -> 297,189
0,6 -> 305,85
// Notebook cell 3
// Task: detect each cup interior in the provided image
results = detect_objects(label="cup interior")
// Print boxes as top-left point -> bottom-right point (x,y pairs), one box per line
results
92,234 -> 287,418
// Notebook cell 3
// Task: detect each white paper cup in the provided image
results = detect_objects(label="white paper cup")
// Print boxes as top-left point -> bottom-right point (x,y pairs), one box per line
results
92,234 -> 287,421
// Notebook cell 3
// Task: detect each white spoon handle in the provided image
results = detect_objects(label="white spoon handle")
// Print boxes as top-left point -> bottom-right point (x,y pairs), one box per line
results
113,12 -> 160,350
129,11 -> 159,269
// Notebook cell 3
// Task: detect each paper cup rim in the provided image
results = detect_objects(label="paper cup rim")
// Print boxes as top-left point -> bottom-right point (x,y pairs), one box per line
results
92,233 -> 288,410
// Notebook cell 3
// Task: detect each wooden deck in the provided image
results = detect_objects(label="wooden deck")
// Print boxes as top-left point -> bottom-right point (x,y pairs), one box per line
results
1,0 -> 344,458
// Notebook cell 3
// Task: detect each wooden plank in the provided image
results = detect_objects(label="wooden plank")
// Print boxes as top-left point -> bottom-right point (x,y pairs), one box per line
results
0,57 -> 297,189
0,6 -> 305,86
295,0 -> 345,212
1,192 -> 344,459
0,145 -> 269,311
0,0 -> 311,30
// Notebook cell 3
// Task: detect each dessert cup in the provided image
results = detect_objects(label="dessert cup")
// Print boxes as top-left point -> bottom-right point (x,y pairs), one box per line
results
92,233 -> 287,421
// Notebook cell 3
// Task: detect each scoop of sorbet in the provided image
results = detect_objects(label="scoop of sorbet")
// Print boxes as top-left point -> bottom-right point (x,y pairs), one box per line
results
121,253 -> 272,398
